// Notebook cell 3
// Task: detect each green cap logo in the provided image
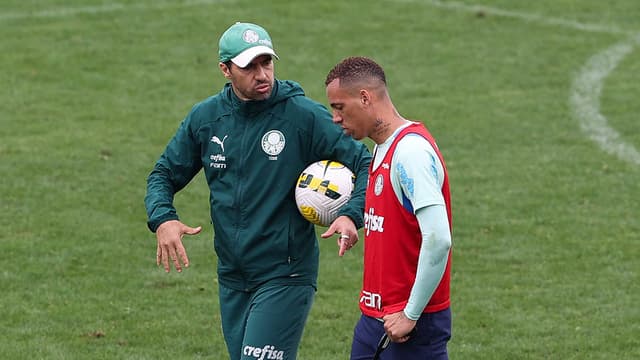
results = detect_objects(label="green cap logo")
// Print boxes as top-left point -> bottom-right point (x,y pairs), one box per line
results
218,22 -> 279,68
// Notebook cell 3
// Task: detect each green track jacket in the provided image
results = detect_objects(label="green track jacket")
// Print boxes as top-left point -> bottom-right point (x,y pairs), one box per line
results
145,80 -> 371,291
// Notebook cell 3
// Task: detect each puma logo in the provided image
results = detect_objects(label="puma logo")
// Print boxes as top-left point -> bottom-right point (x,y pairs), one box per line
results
211,135 -> 228,152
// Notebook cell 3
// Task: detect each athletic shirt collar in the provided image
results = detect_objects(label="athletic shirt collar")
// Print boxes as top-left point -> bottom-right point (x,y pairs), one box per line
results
372,121 -> 416,170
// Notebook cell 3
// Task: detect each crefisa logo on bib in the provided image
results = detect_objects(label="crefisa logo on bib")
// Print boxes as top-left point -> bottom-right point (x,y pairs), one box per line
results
364,207 -> 385,236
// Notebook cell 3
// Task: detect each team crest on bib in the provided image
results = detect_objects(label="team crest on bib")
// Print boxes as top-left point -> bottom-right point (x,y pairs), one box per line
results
374,174 -> 384,196
261,130 -> 285,160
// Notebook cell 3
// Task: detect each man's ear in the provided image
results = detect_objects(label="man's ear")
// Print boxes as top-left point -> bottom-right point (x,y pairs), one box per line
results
219,62 -> 232,79
360,89 -> 371,105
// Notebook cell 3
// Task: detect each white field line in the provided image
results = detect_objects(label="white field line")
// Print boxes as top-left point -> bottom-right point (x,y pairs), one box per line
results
407,0 -> 640,166
570,34 -> 640,166
413,0 -> 636,36
0,0 -> 227,21
2,0 -> 635,36
4,0 -> 639,165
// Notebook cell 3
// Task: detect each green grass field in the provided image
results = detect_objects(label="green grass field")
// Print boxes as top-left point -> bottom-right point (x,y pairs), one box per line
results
1,1 -> 639,359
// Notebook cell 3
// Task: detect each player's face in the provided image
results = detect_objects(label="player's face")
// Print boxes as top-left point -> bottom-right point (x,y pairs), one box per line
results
220,55 -> 275,101
326,79 -> 370,140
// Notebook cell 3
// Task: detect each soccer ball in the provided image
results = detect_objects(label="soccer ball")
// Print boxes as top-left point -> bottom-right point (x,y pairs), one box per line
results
295,160 -> 355,227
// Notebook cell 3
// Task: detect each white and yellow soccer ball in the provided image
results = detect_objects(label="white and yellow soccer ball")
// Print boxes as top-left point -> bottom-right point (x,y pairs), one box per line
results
295,160 -> 355,227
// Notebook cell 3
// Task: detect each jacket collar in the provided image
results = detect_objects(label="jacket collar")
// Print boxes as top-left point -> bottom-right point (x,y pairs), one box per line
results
226,80 -> 280,116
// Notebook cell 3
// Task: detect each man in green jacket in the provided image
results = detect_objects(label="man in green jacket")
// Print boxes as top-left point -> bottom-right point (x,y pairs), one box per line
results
144,22 -> 371,360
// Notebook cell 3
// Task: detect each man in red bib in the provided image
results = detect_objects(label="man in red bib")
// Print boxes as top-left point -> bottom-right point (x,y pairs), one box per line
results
325,57 -> 453,360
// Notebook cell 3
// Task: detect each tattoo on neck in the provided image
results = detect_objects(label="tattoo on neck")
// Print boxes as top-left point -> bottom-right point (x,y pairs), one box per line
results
374,118 -> 390,136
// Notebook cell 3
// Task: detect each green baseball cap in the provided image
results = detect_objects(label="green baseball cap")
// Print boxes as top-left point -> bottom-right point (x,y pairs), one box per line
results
218,22 -> 279,68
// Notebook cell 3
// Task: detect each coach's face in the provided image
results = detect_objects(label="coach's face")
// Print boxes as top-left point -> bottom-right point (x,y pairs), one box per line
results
220,54 -> 275,101
326,78 -> 371,140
